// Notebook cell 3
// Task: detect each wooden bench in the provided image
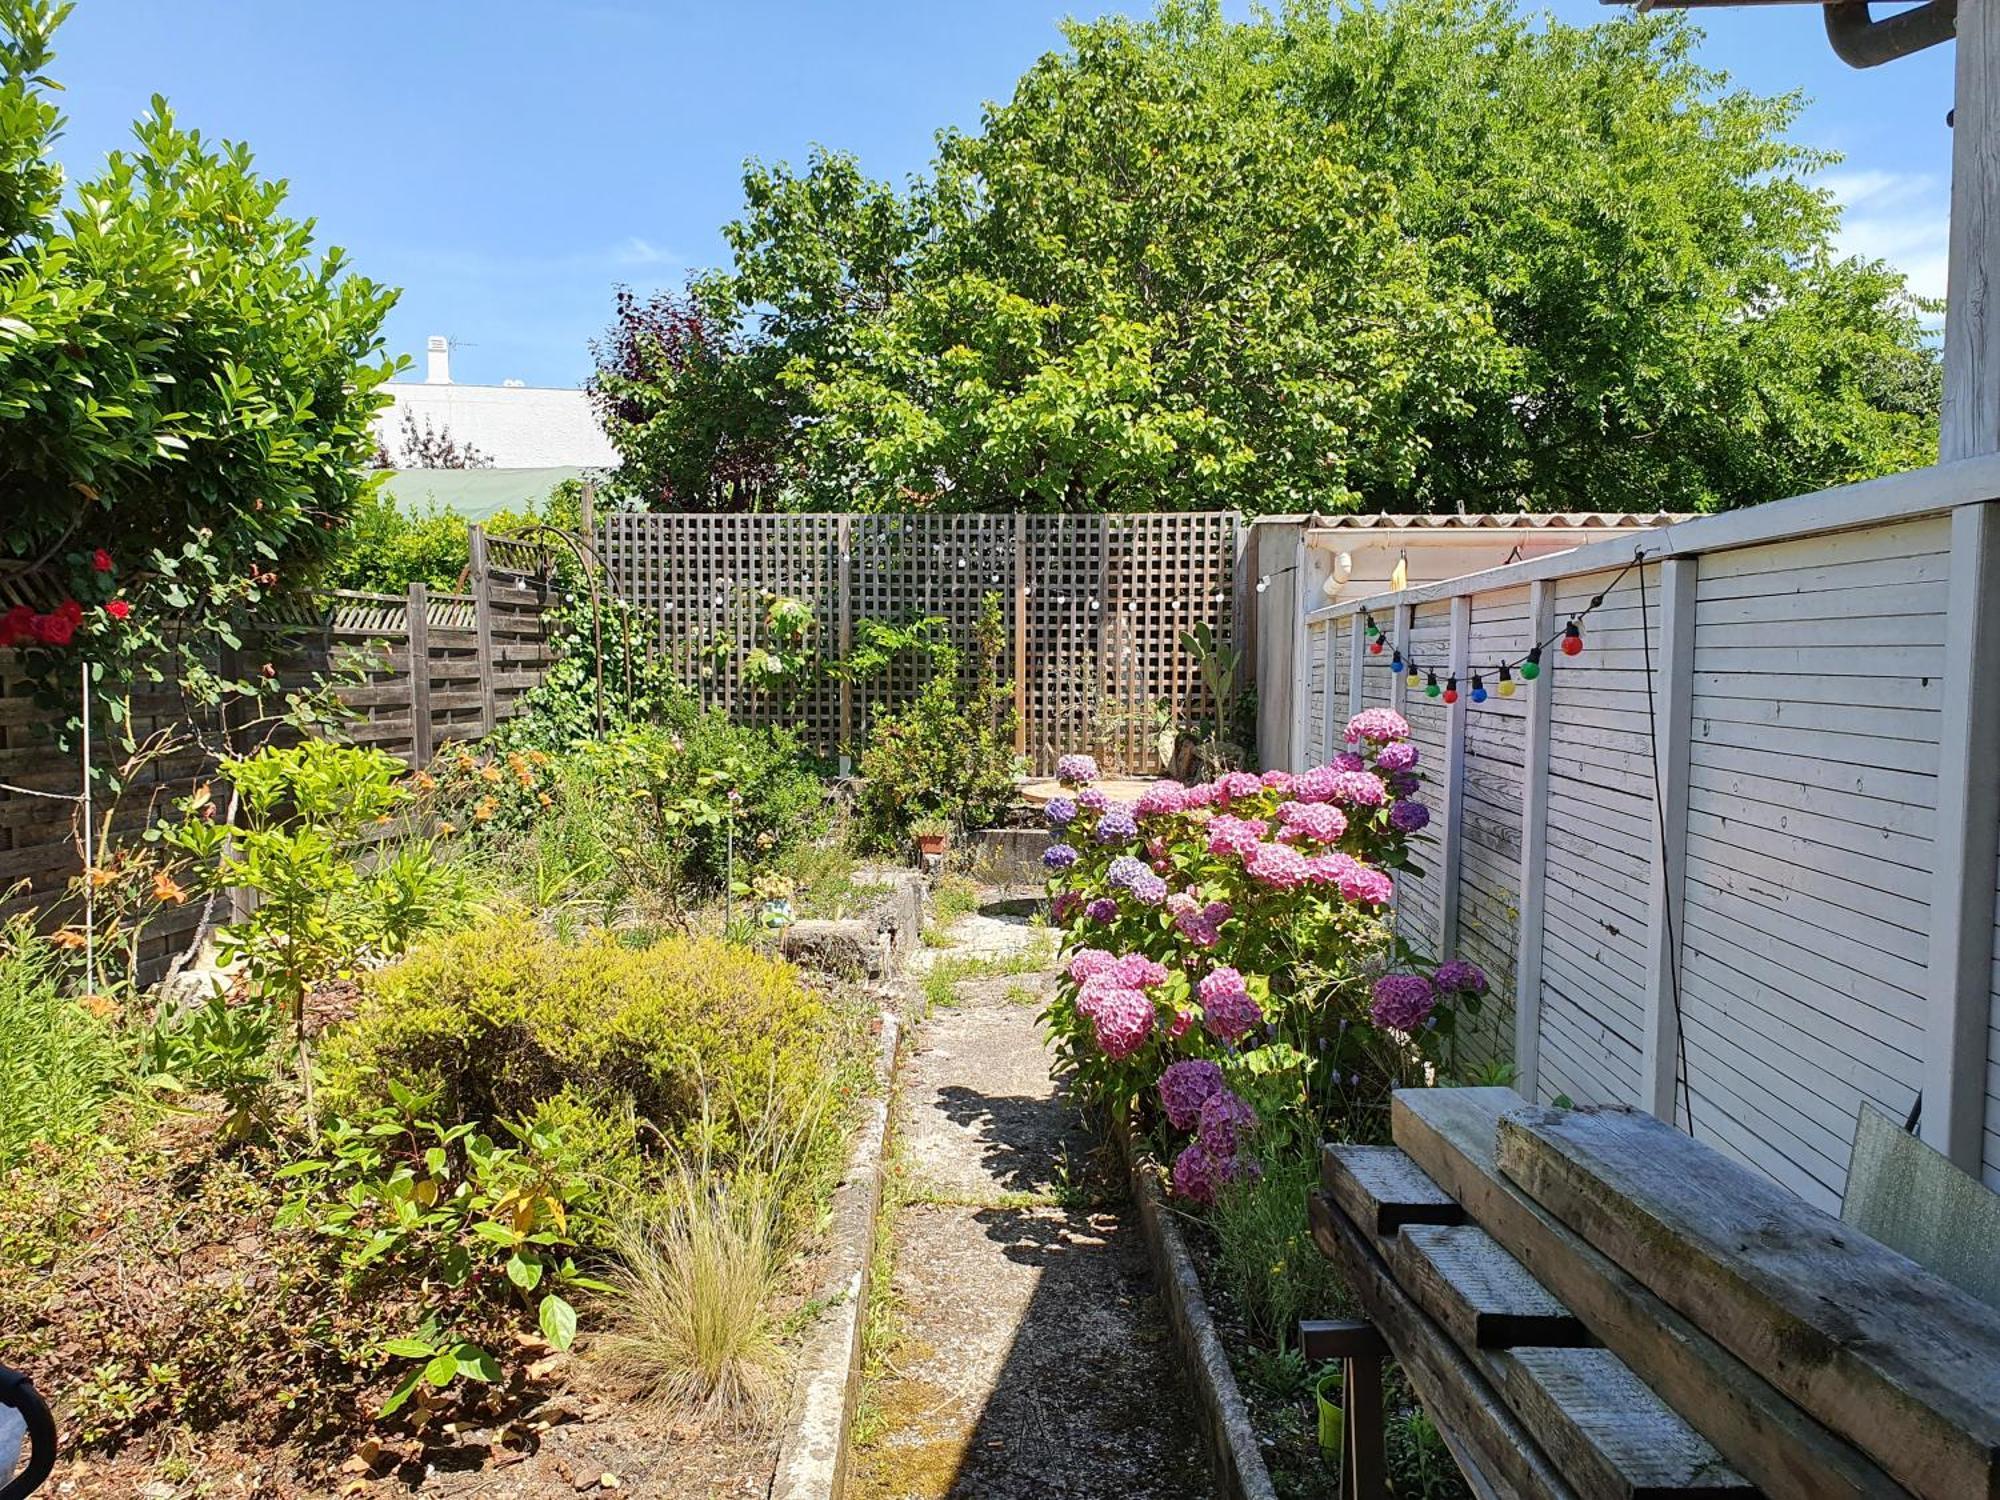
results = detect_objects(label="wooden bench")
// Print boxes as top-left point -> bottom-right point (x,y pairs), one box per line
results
1303,1086 -> 2000,1500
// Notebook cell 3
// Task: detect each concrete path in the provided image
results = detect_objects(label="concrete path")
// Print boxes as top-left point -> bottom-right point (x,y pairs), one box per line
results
847,907 -> 1212,1500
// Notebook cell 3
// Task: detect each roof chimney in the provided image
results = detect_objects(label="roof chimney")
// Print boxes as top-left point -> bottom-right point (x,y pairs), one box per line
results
425,335 -> 451,385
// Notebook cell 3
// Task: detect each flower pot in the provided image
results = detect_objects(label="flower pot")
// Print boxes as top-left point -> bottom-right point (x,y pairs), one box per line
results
759,897 -> 793,931
1316,1368 -> 1344,1459
915,834 -> 949,858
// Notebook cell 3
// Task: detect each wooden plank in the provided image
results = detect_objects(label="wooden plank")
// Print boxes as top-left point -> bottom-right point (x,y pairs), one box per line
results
1322,1143 -> 1465,1236
1381,1223 -> 1591,1352
1392,1087 -> 1902,1500
1497,1102 -> 2000,1500
1490,1348 -> 1754,1500
1439,593 -> 1471,956
1924,501 -> 2000,1171
1943,0 -> 2000,463
1310,1192 -> 1581,1500
408,580 -> 433,765
468,526 -> 497,735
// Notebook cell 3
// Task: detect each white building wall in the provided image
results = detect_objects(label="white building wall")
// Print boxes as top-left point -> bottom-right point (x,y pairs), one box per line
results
377,380 -> 616,470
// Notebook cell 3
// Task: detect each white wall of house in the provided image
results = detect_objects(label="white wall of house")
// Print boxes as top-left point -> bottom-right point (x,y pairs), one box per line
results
1274,462 -> 2000,1210
375,336 -> 616,470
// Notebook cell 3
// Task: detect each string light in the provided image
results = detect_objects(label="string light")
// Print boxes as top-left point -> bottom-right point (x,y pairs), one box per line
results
1520,646 -> 1542,681
1496,663 -> 1515,697
1469,673 -> 1486,705
1442,675 -> 1459,705
1562,620 -> 1584,656
1391,649 -> 1405,675
1425,670 -> 1441,699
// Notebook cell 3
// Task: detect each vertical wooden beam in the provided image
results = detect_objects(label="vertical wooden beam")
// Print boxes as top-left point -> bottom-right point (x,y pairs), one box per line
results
1289,531 -> 1310,771
468,525 -> 497,737
1438,595 -> 1472,957
406,583 -> 432,766
1944,0 -> 2000,463
1641,558 -> 1698,1127
1513,580 -> 1556,1101
578,477 -> 596,537
1389,603 -> 1412,717
1232,514 -> 1254,714
1012,514 -> 1030,760
836,516 -> 855,774
1347,610 -> 1367,723
1923,502 -> 2000,1169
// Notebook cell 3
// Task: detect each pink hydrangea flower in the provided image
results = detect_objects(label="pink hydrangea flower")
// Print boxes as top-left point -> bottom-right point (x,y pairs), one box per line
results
1324,770 -> 1387,807
1105,952 -> 1171,990
1205,814 -> 1269,859
1215,771 -> 1264,806
1276,801 -> 1349,844
1340,864 -> 1394,906
1052,890 -> 1082,923
1136,780 -> 1187,817
1259,769 -> 1296,794
1244,841 -> 1312,890
1333,752 -> 1367,772
1068,948 -> 1118,982
1158,1058 -> 1226,1130
1197,1088 -> 1258,1155
1076,977 -> 1143,1020
1057,753 -> 1100,786
1374,741 -> 1418,772
1166,1008 -> 1195,1040
1077,787 -> 1109,813
1170,895 -> 1231,948
1182,781 -> 1218,809
1291,765 -> 1340,803
1198,967 -> 1263,1043
1305,851 -> 1360,888
1092,989 -> 1156,1059
1370,973 -> 1437,1032
1346,708 -> 1411,745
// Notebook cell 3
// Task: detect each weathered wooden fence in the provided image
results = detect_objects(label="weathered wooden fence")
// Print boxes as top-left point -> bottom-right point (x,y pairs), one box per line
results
0,529 -> 556,970
1270,461 -> 2000,1210
596,511 -> 1244,775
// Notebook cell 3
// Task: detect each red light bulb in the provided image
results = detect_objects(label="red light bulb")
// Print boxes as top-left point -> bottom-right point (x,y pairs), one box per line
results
1561,621 -> 1584,657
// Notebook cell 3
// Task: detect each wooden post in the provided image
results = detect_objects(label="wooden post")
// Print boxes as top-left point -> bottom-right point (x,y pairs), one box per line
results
1389,603 -> 1413,717
1943,0 -> 2000,463
1924,502 -> 2000,1169
1512,580 -> 1556,1101
1289,530 -> 1309,770
1012,515 -> 1029,760
1641,557 -> 1698,1127
1438,595 -> 1471,957
1231,514 -> 1254,713
1346,610 -> 1367,722
578,477 -> 596,537
468,525 -> 498,737
1343,1354 -> 1387,1500
406,583 -> 433,766
836,516 -> 854,774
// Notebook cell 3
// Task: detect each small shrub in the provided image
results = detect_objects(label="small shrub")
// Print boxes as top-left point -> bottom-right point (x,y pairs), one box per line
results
318,920 -> 858,1177
1209,1154 -> 1350,1353
0,925 -> 123,1167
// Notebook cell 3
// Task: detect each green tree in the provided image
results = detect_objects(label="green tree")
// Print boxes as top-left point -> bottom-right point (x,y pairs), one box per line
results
598,0 -> 1936,516
0,0 -> 398,757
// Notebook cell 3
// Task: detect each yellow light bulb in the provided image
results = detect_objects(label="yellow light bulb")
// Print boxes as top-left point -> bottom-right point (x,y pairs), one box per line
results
1497,679 -> 1516,697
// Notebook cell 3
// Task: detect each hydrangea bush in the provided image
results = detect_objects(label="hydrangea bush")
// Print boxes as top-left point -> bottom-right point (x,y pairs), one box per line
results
1039,719 -> 1490,1201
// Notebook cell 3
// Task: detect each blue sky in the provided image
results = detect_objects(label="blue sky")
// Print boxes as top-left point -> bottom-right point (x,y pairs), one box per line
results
51,1 -> 1955,389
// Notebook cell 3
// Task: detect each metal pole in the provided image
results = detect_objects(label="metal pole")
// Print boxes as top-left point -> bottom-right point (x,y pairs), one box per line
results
79,661 -> 94,994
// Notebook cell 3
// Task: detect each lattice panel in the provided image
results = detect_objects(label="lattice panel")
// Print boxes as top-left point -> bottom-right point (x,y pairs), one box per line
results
600,512 -> 1240,774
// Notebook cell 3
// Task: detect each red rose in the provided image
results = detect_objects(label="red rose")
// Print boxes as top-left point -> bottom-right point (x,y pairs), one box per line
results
0,605 -> 31,647
57,598 -> 82,624
36,613 -> 75,646
106,599 -> 131,621
92,549 -> 113,573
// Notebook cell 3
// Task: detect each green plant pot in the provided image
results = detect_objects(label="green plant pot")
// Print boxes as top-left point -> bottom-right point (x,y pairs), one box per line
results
1316,1369 -> 1344,1459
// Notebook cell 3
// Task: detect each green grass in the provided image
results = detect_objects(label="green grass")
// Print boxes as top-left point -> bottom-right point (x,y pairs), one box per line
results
917,947 -> 1050,1012
0,927 -> 125,1169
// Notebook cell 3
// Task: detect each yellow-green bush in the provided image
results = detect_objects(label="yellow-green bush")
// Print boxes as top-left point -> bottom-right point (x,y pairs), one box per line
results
319,919 -> 854,1169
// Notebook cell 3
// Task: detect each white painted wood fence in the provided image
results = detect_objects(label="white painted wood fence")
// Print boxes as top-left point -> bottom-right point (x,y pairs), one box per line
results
1281,459 -> 2000,1210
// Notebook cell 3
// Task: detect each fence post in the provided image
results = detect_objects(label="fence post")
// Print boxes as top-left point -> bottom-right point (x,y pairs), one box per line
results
468,525 -> 497,737
833,516 -> 854,774
1012,515 -> 1030,760
1389,603 -> 1413,716
406,583 -> 433,766
1923,500 -> 2000,1169
1346,610 -> 1367,723
1641,558 -> 1698,1127
1438,594 -> 1472,957
1512,580 -> 1556,1101
1288,531 -> 1309,770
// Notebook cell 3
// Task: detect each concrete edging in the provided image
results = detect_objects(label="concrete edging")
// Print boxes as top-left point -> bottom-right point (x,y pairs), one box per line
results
1119,1119 -> 1282,1500
768,1008 -> 901,1500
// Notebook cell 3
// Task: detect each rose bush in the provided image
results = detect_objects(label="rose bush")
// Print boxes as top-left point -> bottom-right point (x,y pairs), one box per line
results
1039,717 -> 1490,1200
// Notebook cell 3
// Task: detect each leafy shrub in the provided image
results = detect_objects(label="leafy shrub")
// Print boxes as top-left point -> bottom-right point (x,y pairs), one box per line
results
855,593 -> 1017,846
1209,1154 -> 1350,1353
323,490 -> 475,593
1040,711 -> 1489,1197
139,992 -> 278,1138
0,924 -> 123,1167
318,920 -> 858,1176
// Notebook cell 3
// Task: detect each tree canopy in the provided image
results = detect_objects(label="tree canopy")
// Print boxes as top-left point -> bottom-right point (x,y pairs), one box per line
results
593,0 -> 1939,516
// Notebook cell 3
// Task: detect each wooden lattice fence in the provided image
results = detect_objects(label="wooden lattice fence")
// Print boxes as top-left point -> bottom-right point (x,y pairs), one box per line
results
596,512 -> 1243,774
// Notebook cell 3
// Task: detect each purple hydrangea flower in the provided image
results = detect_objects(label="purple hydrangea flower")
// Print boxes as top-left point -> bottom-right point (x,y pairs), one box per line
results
1131,871 -> 1169,906
1384,770 -> 1421,800
1051,890 -> 1082,923
1374,741 -> 1418,772
1045,796 -> 1078,828
1077,787 -> 1109,813
1370,973 -> 1437,1032
1433,959 -> 1489,996
1158,1059 -> 1226,1130
1346,708 -> 1411,744
1043,841 -> 1080,871
1198,1088 -> 1258,1156
1388,799 -> 1430,833
1107,855 -> 1149,889
1198,967 -> 1263,1044
1095,805 -> 1139,844
1171,1139 -> 1226,1204
1057,753 -> 1100,787
1086,896 -> 1119,923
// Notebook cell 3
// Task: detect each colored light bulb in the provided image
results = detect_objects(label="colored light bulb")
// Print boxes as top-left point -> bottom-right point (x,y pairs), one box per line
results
1497,664 -> 1516,697
1391,651 -> 1405,674
1520,647 -> 1542,681
1425,671 -> 1441,699
1370,636 -> 1384,654
1470,674 -> 1486,704
1561,621 -> 1583,657
1407,669 -> 1420,688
